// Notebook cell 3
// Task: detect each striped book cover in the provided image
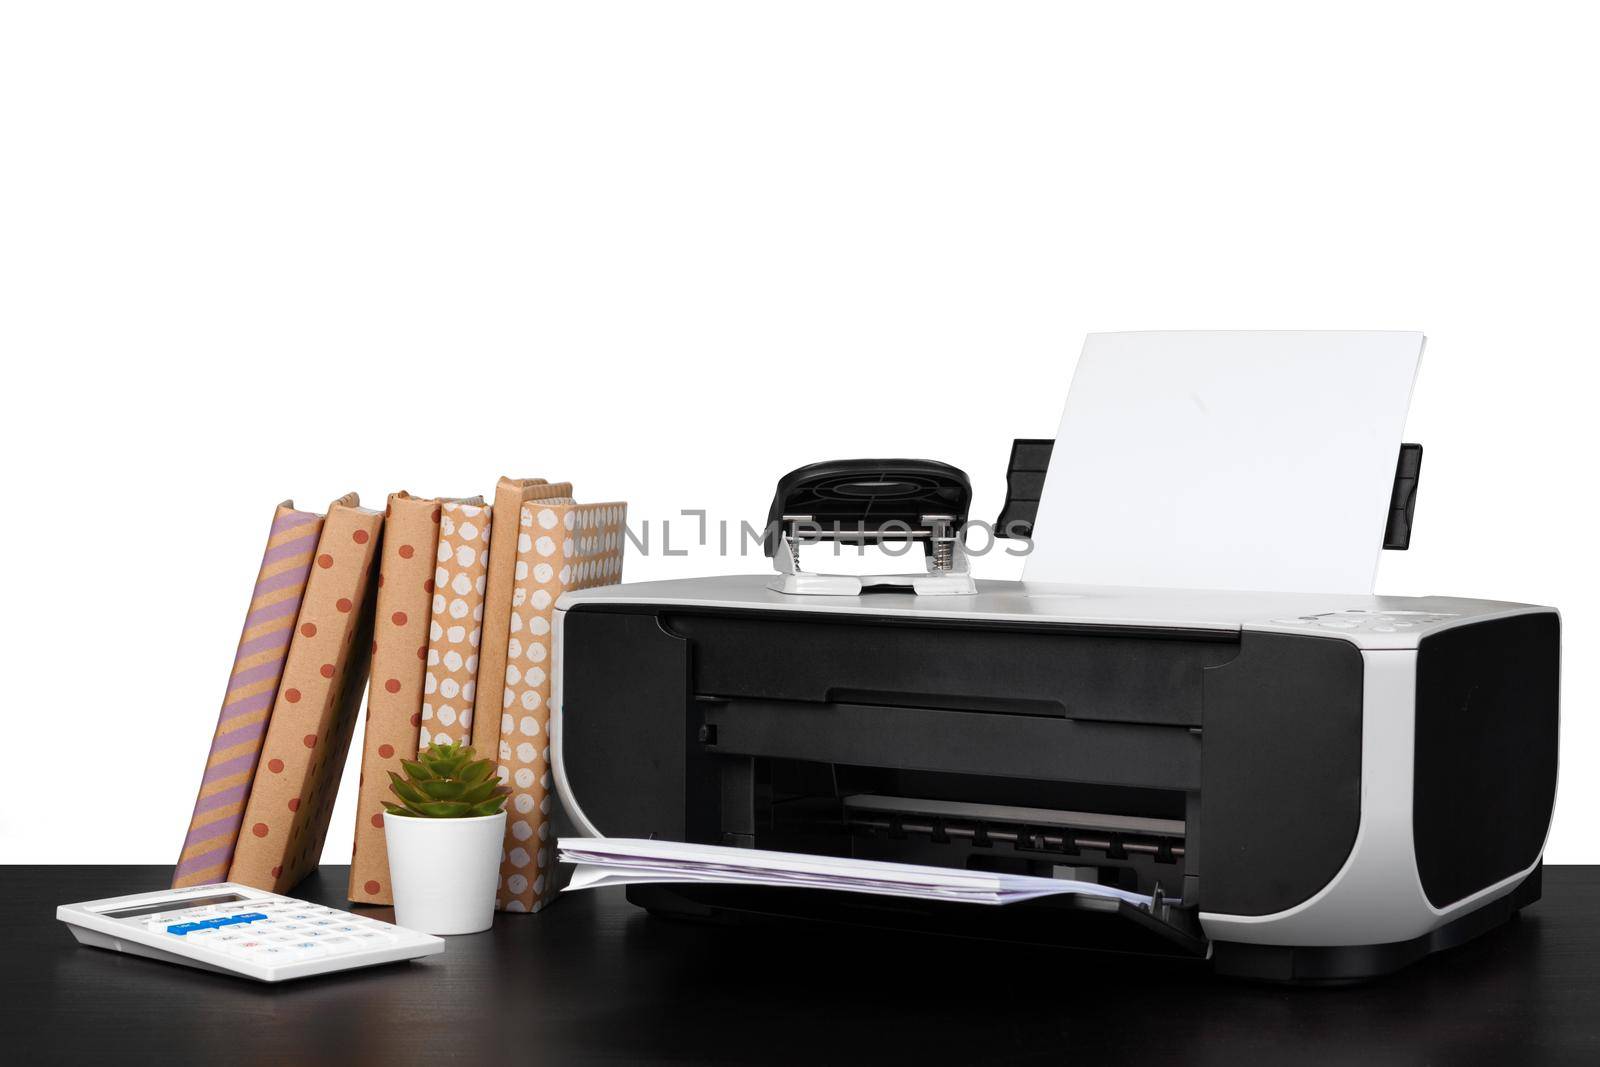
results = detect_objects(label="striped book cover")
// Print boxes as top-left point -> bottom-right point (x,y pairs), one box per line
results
172,501 -> 324,888
228,494 -> 384,893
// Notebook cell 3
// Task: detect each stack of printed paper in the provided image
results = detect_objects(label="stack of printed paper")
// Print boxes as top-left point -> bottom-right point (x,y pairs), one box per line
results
558,838 -> 1164,908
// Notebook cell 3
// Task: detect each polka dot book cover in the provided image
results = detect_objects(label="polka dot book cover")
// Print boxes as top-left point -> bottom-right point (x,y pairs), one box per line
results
346,491 -> 473,906
227,494 -> 384,893
490,498 -> 626,913
172,501 -> 325,888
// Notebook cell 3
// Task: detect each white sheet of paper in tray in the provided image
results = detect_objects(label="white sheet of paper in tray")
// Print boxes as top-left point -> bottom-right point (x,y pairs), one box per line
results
1024,331 -> 1424,595
558,837 -> 1163,908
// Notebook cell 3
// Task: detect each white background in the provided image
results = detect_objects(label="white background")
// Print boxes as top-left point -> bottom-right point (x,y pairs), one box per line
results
1,3 -> 1594,865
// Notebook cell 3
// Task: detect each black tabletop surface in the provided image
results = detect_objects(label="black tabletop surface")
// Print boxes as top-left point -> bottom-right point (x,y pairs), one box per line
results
3,865 -> 1597,1065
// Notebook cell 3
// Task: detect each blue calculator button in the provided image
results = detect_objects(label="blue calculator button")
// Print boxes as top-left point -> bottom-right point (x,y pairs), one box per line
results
166,923 -> 205,935
236,913 -> 269,923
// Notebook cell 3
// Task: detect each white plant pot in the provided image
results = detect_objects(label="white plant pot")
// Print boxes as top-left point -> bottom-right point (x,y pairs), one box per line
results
383,811 -> 505,935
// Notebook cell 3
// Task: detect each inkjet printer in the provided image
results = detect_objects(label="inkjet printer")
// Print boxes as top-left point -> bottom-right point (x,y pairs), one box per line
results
550,448 -> 1559,982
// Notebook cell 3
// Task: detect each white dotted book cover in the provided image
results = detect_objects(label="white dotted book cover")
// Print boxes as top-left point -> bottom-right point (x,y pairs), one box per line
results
494,500 -> 627,912
419,502 -> 493,748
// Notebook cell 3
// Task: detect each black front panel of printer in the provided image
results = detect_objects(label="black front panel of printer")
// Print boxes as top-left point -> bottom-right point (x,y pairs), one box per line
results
1198,633 -> 1364,917
559,610 -> 695,841
1413,612 -> 1559,909
560,606 -> 1369,920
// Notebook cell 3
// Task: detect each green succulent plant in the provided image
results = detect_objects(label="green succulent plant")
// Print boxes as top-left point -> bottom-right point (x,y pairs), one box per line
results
384,741 -> 509,818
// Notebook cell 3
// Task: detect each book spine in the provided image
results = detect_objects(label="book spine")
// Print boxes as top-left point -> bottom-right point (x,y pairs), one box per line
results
470,479 -> 572,759
173,503 -> 322,888
348,494 -> 443,904
420,501 -> 492,748
227,498 -> 383,892
495,501 -> 626,912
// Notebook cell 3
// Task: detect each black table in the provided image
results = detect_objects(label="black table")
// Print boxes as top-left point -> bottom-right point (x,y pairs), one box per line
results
4,866 -> 1597,1065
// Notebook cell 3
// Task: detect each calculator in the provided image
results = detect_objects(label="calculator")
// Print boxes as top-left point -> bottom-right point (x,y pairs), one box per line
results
57,882 -> 445,982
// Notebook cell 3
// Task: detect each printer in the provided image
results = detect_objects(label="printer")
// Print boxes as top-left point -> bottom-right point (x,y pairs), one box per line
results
549,448 -> 1560,983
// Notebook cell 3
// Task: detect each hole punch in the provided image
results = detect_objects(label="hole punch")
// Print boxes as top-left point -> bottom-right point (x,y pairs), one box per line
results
765,458 -> 977,596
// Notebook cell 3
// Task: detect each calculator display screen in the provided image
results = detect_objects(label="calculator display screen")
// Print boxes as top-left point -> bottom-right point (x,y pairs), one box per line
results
104,893 -> 249,918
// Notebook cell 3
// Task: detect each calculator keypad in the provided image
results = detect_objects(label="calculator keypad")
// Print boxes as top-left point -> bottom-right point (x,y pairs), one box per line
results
63,882 -> 442,982
153,900 -> 399,963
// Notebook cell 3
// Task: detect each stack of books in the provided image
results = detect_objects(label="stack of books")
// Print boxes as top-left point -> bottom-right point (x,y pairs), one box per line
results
174,478 -> 627,915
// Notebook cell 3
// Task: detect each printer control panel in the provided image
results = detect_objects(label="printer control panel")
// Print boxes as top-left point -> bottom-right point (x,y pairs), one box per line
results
1268,609 -> 1459,633
1254,604 -> 1465,646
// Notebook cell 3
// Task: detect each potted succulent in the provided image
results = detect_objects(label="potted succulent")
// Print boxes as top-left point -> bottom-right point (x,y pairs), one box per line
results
383,741 -> 508,935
